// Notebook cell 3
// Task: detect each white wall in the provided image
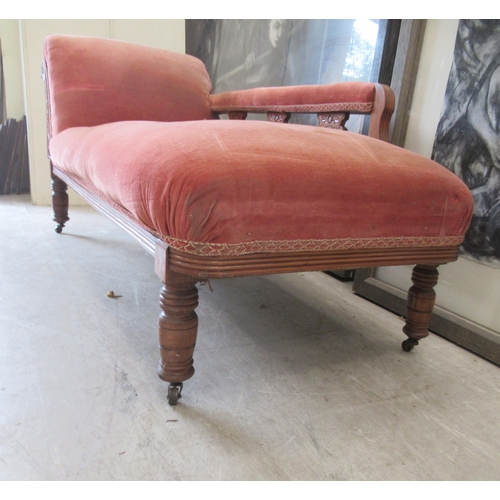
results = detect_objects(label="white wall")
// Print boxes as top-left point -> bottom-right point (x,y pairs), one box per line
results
19,19 -> 185,206
377,19 -> 500,334
0,20 -> 25,119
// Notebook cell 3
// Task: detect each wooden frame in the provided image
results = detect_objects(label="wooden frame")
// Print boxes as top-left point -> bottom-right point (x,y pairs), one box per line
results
388,19 -> 427,147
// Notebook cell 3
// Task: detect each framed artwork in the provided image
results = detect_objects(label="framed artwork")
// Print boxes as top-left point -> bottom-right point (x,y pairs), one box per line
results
432,20 -> 500,267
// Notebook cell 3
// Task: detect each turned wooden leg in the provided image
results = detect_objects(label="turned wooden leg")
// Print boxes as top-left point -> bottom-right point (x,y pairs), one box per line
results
157,271 -> 199,405
51,174 -> 69,233
402,264 -> 439,352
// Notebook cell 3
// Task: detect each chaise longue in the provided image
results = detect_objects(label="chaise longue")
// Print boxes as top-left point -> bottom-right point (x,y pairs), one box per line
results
43,35 -> 474,405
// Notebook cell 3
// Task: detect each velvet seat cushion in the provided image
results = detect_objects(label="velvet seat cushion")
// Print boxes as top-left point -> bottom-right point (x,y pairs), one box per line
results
49,120 -> 473,256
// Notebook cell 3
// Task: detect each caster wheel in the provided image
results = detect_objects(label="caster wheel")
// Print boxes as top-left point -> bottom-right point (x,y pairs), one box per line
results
402,338 -> 419,352
55,224 -> 63,234
167,382 -> 183,406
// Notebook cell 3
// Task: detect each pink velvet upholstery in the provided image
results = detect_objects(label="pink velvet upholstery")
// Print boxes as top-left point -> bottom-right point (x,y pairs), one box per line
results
44,35 -> 473,258
49,119 -> 473,256
44,35 -> 216,137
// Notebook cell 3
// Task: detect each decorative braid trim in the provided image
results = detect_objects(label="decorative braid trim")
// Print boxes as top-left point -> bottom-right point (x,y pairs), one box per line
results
161,235 -> 464,257
211,102 -> 373,114
57,174 -> 464,257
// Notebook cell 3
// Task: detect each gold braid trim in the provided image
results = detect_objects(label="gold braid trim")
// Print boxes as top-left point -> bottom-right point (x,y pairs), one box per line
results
211,102 -> 373,114
160,235 -> 464,257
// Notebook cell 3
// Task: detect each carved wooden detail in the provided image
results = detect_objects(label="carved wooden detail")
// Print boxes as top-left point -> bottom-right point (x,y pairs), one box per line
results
402,264 -> 439,345
51,173 -> 69,233
157,271 -> 199,385
267,112 -> 291,123
213,83 -> 393,141
228,111 -> 248,120
317,112 -> 349,130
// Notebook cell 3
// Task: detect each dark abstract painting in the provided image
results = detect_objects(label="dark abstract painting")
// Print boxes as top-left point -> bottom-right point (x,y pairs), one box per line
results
432,20 -> 500,266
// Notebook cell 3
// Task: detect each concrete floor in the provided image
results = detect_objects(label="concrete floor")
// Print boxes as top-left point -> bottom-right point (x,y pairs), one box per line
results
1,194 -> 500,481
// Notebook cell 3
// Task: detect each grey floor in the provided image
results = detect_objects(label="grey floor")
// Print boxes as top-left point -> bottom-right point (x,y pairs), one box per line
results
1,194 -> 500,481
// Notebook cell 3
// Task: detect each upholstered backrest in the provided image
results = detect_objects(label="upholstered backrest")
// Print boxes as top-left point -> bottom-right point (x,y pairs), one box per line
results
43,35 -> 216,138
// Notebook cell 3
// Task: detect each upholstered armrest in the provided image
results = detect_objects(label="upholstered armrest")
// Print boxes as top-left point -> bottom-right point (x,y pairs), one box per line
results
209,82 -> 394,141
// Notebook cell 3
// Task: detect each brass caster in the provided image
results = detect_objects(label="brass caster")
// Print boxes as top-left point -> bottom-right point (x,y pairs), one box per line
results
402,338 -> 419,352
167,382 -> 183,405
